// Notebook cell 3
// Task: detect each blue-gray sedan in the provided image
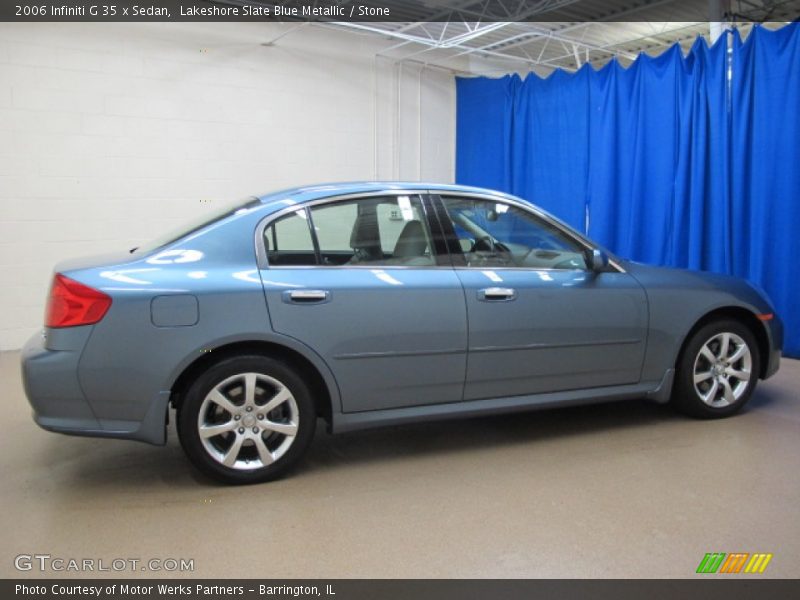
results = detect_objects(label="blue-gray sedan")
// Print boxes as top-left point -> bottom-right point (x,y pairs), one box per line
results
21,182 -> 782,483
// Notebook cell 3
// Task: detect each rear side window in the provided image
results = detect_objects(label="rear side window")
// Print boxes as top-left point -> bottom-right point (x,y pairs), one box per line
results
263,196 -> 435,267
265,210 -> 316,266
313,196 -> 433,266
312,202 -> 357,252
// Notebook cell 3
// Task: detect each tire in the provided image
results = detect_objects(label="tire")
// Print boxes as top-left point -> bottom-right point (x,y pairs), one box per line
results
177,355 -> 316,484
672,319 -> 760,419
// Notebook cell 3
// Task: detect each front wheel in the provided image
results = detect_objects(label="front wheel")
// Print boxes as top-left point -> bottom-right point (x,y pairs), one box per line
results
177,355 -> 316,484
672,320 -> 760,419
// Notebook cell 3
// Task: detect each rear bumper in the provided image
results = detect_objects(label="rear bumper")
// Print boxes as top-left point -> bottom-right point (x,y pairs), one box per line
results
22,330 -> 101,431
21,331 -> 168,445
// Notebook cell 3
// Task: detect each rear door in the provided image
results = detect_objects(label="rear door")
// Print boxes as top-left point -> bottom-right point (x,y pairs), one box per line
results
258,193 -> 467,413
432,194 -> 648,401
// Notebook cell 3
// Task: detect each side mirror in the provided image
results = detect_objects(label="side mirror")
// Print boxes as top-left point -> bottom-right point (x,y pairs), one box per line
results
586,248 -> 609,272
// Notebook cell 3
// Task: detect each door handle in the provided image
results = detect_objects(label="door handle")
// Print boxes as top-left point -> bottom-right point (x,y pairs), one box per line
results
478,287 -> 517,301
283,290 -> 331,304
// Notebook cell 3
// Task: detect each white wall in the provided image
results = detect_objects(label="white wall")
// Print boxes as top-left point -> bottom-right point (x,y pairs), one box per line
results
0,23 -> 456,350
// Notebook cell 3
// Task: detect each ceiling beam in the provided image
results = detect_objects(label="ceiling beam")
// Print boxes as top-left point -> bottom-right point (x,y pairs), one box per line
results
448,23 -> 638,62
540,22 -> 705,67
385,0 -> 584,52
415,0 -> 585,22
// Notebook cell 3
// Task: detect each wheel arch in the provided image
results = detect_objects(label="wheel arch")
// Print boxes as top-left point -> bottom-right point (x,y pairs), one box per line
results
675,306 -> 770,379
168,338 -> 340,425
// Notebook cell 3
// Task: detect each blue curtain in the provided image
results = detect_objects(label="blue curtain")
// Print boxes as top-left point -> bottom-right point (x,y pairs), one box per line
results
587,44 -> 693,266
455,23 -> 800,358
512,68 -> 590,230
730,25 -> 800,358
455,75 -> 517,192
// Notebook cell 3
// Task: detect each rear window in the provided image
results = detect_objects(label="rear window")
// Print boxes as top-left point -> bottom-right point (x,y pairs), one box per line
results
132,197 -> 261,254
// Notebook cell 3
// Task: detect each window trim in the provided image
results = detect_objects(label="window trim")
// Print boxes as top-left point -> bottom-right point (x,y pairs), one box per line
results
304,206 -> 323,265
255,191 -> 451,270
429,193 -> 625,274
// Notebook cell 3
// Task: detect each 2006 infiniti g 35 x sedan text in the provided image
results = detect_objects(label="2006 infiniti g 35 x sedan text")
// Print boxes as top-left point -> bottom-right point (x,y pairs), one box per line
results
21,182 -> 782,484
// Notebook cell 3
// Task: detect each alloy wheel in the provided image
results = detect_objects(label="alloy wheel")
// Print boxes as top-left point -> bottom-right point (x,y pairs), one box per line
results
197,372 -> 299,470
692,332 -> 753,408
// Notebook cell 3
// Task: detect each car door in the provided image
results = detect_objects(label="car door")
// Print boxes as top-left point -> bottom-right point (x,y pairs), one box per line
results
431,194 -> 648,401
258,193 -> 468,413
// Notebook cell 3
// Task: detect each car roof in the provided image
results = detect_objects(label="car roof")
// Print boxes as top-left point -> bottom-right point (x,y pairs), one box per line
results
255,181 -> 521,213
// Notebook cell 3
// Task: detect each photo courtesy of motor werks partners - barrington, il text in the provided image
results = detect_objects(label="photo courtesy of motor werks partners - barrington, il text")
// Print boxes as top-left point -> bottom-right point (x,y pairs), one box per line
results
15,583 -> 334,597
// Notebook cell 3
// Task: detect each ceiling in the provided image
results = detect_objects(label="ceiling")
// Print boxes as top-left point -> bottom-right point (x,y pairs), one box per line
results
213,0 -> 800,74
319,0 -> 800,74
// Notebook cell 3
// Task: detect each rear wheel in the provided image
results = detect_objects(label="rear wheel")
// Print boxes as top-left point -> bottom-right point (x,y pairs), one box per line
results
177,355 -> 316,484
672,319 -> 760,419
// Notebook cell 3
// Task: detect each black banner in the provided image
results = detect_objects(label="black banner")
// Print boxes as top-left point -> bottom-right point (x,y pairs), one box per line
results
5,580 -> 800,600
3,0 -> 800,23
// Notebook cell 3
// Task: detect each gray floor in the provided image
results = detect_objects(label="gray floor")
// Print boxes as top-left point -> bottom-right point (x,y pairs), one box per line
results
1,350 -> 798,579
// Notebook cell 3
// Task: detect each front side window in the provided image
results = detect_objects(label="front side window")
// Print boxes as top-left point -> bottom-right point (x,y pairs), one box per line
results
263,196 -> 435,267
439,196 -> 588,270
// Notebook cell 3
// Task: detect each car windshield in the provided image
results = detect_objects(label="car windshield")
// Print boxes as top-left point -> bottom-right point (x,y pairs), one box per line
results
131,197 -> 261,254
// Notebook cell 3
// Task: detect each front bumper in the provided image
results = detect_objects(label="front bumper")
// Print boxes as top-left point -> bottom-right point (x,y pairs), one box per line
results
762,313 -> 783,380
763,346 -> 781,380
21,331 -> 169,445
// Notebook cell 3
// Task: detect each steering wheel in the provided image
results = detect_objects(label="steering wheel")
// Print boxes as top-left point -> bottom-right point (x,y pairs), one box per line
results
474,235 -> 496,254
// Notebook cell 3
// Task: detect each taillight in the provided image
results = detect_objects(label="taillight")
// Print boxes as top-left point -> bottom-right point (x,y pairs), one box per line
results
45,274 -> 112,328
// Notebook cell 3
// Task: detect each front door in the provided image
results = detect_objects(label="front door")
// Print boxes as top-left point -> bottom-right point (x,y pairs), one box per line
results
259,194 -> 467,413
433,194 -> 648,401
